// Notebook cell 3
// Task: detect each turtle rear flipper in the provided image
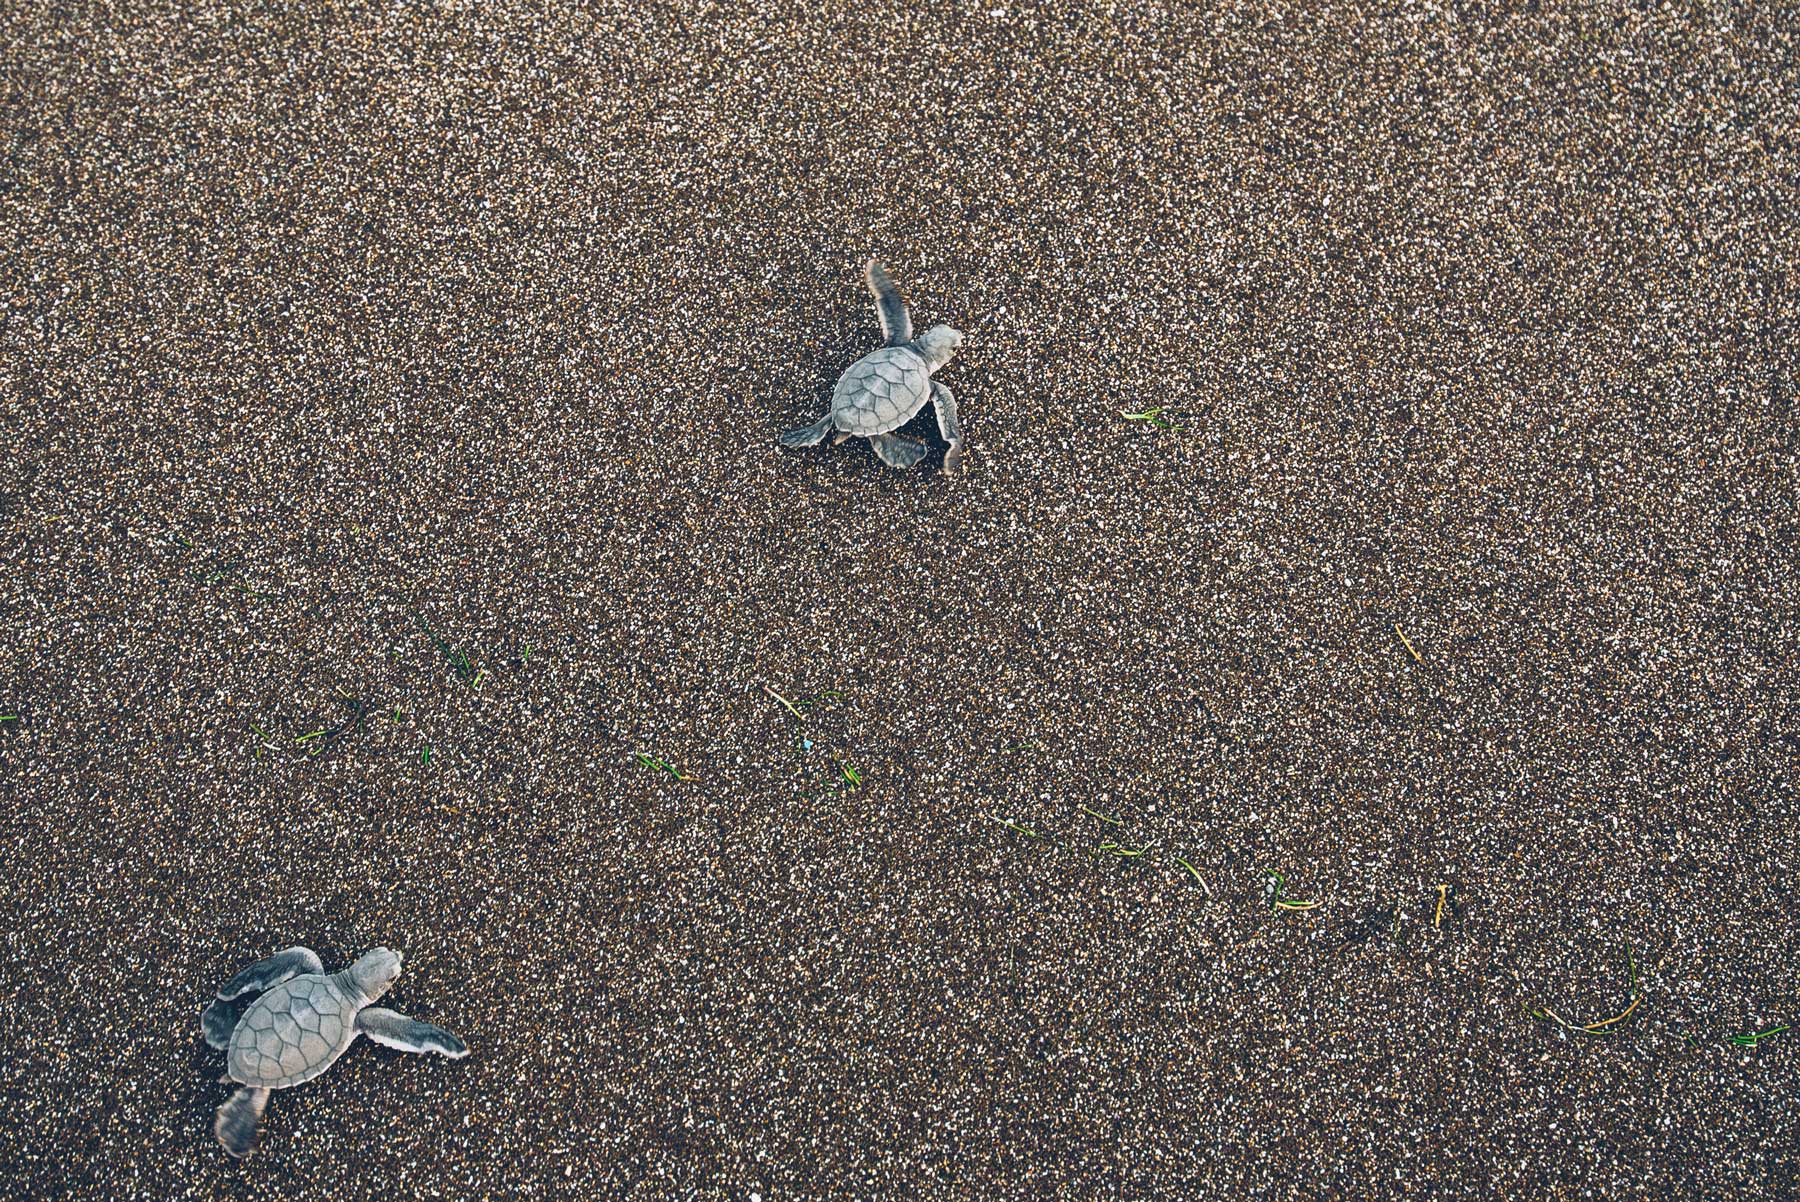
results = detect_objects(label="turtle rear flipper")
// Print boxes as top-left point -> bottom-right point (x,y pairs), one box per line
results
356,1007 -> 470,1058
214,1087 -> 270,1159
779,414 -> 834,448
869,433 -> 927,469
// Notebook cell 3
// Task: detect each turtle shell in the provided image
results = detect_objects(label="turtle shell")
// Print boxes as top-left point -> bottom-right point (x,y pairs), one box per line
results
830,347 -> 931,436
227,975 -> 360,1089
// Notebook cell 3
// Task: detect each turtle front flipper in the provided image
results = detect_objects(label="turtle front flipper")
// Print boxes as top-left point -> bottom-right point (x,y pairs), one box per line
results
931,382 -> 964,476
214,1086 -> 271,1159
213,947 -> 324,1001
356,1007 -> 470,1058
869,433 -> 928,469
204,947 -> 324,1048
779,413 -> 835,448
866,261 -> 913,346
202,997 -> 247,1051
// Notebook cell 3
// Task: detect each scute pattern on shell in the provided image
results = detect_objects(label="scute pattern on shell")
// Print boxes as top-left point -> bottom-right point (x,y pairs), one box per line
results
831,348 -> 931,435
228,977 -> 356,1089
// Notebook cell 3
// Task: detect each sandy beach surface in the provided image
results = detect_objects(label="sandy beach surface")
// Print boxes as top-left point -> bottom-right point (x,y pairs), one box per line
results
2,2 -> 1796,1197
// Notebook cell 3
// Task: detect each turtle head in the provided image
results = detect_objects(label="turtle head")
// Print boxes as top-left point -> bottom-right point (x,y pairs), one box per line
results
913,324 -> 963,372
347,947 -> 404,1003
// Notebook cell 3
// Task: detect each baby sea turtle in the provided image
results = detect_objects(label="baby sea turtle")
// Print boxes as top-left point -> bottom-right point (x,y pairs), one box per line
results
779,261 -> 966,474
200,946 -> 467,1159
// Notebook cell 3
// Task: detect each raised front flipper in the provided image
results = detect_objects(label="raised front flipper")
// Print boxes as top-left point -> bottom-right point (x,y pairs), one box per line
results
202,947 -> 324,1049
866,261 -> 913,346
214,947 -> 324,1001
202,997 -> 248,1051
356,1007 -> 470,1058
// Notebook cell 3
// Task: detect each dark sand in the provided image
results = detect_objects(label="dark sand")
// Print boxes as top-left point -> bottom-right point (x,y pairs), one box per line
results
2,2 -> 1797,1198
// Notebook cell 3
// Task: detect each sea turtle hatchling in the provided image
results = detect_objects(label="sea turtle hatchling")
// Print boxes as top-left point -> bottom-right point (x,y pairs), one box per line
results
779,261 -> 966,474
200,946 -> 468,1159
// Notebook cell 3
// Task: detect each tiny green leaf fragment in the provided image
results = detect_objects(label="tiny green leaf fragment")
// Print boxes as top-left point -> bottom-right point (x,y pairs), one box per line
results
1119,406 -> 1181,430
763,684 -> 807,722
1262,868 -> 1320,911
635,752 -> 695,781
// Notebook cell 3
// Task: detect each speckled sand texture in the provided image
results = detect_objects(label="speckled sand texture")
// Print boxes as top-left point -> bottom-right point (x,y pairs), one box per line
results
2,2 -> 1798,1198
